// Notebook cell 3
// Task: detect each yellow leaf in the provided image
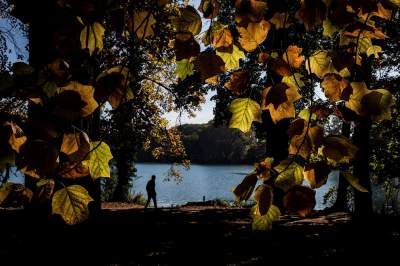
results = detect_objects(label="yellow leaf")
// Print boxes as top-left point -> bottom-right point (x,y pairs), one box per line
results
216,45 -> 245,70
321,74 -> 351,102
323,18 -> 338,37
282,73 -> 305,88
4,121 -> 27,153
306,50 -> 350,79
274,160 -> 304,192
80,22 -> 105,55
59,82 -> 99,117
366,45 -> 382,58
228,98 -> 262,133
251,205 -> 280,231
345,82 -> 370,116
88,141 -> 113,180
175,58 -> 195,80
283,45 -> 305,69
132,11 -> 156,39
237,19 -> 270,52
52,185 -> 93,225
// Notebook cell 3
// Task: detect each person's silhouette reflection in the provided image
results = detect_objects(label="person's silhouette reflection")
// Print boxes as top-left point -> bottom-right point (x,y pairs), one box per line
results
145,175 -> 157,209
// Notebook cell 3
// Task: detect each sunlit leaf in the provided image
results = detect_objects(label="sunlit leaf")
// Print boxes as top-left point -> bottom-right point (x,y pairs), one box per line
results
59,160 -> 90,179
283,45 -> 305,69
322,135 -> 358,166
173,6 -> 202,35
228,98 -> 262,133
237,19 -> 270,52
321,73 -> 352,102
52,185 -> 93,225
366,45 -> 382,58
175,58 -> 195,80
88,141 -> 113,180
80,22 -> 105,55
252,205 -> 280,231
216,45 -> 245,70
211,28 -> 233,49
224,70 -> 250,96
274,160 -> 304,192
323,18 -> 338,37
58,82 -> 99,117
306,50 -> 350,79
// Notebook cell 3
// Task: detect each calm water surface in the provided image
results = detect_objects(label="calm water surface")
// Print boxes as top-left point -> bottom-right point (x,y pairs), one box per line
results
132,163 -> 339,209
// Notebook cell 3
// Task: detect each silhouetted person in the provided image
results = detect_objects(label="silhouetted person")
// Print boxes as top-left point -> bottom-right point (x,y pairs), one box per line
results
145,175 -> 157,209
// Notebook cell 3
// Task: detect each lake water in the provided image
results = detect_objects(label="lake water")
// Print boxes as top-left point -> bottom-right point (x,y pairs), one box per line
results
6,163 -> 389,212
131,163 -> 339,209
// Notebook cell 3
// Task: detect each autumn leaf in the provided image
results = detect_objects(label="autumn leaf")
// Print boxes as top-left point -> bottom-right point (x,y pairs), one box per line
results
288,119 -> 324,159
3,121 -> 27,153
254,157 -> 273,180
0,182 -> 33,207
283,45 -> 305,69
269,12 -> 292,29
273,160 -> 304,192
52,185 -> 94,225
211,28 -> 233,49
174,33 -> 200,60
283,185 -> 316,217
36,178 -> 55,203
58,82 -> 99,117
175,58 -> 195,80
237,19 -> 270,52
198,0 -> 220,19
224,70 -> 250,96
88,141 -> 113,180
321,73 -> 352,102
366,45 -> 382,58
323,18 -> 338,37
322,135 -> 358,166
282,73 -> 305,89
228,98 -> 262,133
216,45 -> 245,70
173,6 -> 202,35
304,161 -> 331,189
342,171 -> 368,193
59,161 -> 90,179
195,52 -> 225,82
132,11 -> 156,39
80,22 -> 105,55
251,205 -> 280,231
295,0 -> 327,31
271,58 -> 292,77
262,83 -> 301,123
232,172 -> 258,202
254,184 -> 273,215
235,0 -> 267,24
306,50 -> 350,79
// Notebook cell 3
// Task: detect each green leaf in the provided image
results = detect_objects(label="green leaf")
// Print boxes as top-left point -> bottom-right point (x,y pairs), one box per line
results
252,205 -> 280,231
52,185 -> 94,225
228,98 -> 262,133
216,45 -> 245,70
322,19 -> 338,38
175,58 -> 195,80
80,22 -> 105,55
88,141 -> 113,180
342,171 -> 368,192
298,108 -> 316,121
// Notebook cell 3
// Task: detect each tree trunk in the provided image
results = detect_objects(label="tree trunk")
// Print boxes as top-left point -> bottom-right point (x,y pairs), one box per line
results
112,148 -> 133,202
262,110 -> 290,208
333,122 -> 351,211
353,117 -> 373,216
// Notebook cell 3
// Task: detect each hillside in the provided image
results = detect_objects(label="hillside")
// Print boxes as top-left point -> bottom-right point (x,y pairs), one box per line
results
137,123 -> 265,164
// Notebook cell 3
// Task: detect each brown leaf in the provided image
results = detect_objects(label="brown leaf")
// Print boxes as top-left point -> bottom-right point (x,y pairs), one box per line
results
211,28 -> 233,49
254,184 -> 273,215
271,58 -> 292,77
195,52 -> 226,82
269,12 -> 292,29
224,70 -> 250,96
232,172 -> 258,202
283,185 -> 316,217
283,45 -> 305,69
235,0 -> 267,24
198,0 -> 220,19
295,0 -> 327,31
322,135 -> 358,165
58,161 -> 90,179
258,52 -> 269,63
321,73 -> 352,102
304,161 -> 331,189
175,33 -> 200,60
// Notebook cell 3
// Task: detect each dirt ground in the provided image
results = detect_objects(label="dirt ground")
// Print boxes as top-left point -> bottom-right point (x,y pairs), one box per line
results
1,203 -> 399,265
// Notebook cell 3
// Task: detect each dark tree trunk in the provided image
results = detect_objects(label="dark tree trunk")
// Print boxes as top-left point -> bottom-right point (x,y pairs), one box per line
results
112,148 -> 133,202
262,110 -> 290,208
353,117 -> 373,216
333,122 -> 351,211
